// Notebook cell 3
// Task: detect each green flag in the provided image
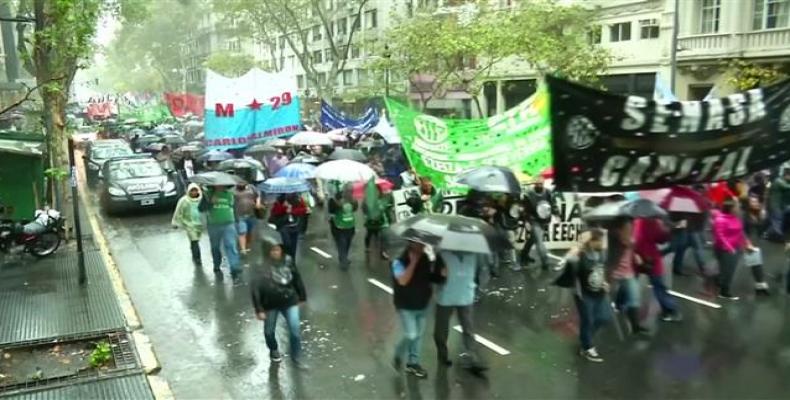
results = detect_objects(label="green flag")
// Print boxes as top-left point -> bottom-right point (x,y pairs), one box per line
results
385,87 -> 552,189
121,101 -> 171,123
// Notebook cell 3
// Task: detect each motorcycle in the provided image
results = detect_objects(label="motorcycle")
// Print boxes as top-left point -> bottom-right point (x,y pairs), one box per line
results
0,206 -> 64,258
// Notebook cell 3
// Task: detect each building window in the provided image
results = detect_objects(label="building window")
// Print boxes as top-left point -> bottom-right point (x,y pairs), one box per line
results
339,45 -> 349,59
312,50 -> 323,64
312,25 -> 322,42
325,49 -> 334,63
343,70 -> 354,86
318,72 -> 327,86
351,45 -> 360,58
639,19 -> 660,39
288,55 -> 295,69
337,18 -> 347,35
297,75 -> 305,89
699,0 -> 721,33
366,10 -> 378,29
279,57 -> 285,69
227,39 -> 241,52
358,69 -> 368,84
753,0 -> 789,30
609,22 -> 631,42
587,25 -> 601,44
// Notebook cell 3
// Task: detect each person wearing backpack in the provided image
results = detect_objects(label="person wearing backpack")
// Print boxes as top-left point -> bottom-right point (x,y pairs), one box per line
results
328,185 -> 358,269
251,237 -> 307,369
556,228 -> 610,362
362,183 -> 393,261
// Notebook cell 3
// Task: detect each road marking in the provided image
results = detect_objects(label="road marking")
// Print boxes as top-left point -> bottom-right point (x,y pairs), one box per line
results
453,326 -> 511,356
667,289 -> 722,309
366,278 -> 510,356
367,278 -> 394,295
310,247 -> 332,259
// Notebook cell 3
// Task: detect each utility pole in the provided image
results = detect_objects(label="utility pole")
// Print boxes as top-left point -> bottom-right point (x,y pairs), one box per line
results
67,138 -> 86,285
669,0 -> 679,95
384,44 -> 391,99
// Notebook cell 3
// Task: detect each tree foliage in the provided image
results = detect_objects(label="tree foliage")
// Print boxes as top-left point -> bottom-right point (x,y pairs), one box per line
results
215,0 -> 368,101
102,0 -> 205,92
726,59 -> 789,91
203,51 -> 262,77
369,0 -> 611,111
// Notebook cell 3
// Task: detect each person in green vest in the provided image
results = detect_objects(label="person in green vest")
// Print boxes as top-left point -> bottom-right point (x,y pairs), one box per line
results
200,185 -> 241,280
362,179 -> 394,261
328,183 -> 358,269
419,176 -> 443,214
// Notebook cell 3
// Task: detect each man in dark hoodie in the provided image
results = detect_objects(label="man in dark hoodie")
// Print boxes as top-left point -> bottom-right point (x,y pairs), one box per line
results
251,237 -> 308,368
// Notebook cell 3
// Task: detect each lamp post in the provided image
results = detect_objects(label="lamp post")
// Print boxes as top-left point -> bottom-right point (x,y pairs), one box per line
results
383,44 -> 391,99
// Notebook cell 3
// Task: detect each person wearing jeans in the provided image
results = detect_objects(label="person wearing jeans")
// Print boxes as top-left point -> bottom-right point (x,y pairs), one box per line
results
607,218 -> 648,335
712,198 -> 746,300
251,240 -> 307,367
433,250 -> 487,371
391,241 -> 436,379
270,194 -> 307,260
201,185 -> 241,279
522,178 -> 556,270
328,189 -> 357,269
635,217 -> 682,322
670,218 -> 706,275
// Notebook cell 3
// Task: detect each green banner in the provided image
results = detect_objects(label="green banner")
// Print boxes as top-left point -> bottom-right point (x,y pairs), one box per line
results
385,87 -> 552,188
120,102 -> 171,123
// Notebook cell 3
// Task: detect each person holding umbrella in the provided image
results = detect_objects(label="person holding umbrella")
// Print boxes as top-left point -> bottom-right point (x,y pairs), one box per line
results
198,182 -> 241,280
328,184 -> 358,269
269,194 -> 307,260
391,239 -> 437,379
521,177 -> 558,271
234,181 -> 263,254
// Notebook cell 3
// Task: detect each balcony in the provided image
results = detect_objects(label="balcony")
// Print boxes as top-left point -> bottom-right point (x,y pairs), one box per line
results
678,28 -> 790,61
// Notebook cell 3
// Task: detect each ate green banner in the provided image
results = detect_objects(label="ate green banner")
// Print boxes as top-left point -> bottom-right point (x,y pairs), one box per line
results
120,102 -> 171,123
385,87 -> 552,188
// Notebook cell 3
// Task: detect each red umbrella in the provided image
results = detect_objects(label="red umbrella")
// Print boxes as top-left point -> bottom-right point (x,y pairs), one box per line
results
640,186 -> 709,214
351,178 -> 394,200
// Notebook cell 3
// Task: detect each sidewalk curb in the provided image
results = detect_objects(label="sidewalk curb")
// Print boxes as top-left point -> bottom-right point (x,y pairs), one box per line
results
75,157 -> 174,400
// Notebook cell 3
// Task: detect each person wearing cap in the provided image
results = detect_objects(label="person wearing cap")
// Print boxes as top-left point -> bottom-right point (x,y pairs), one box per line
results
251,236 -> 308,368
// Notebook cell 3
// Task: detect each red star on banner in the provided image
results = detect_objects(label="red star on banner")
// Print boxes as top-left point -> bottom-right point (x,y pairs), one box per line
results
248,98 -> 263,111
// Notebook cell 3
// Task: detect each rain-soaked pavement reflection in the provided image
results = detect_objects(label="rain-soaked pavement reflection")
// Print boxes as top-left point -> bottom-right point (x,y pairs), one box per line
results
95,200 -> 790,399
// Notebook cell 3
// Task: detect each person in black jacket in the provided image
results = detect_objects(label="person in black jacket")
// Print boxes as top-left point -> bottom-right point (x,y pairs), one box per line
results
391,240 -> 438,379
251,238 -> 307,367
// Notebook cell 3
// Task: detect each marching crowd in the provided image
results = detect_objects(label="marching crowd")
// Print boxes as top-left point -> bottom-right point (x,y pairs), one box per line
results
167,129 -> 790,377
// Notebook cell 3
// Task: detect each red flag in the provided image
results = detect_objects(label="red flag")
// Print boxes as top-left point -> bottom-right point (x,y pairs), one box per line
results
163,92 -> 205,118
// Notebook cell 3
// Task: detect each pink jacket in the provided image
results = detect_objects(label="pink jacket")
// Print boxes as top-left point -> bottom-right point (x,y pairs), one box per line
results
634,218 -> 670,276
712,210 -> 745,253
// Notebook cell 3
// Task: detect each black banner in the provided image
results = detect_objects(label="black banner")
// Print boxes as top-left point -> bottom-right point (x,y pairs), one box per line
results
547,76 -> 790,192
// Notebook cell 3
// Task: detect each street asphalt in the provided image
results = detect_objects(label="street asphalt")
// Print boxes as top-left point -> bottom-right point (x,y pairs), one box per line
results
90,195 -> 790,400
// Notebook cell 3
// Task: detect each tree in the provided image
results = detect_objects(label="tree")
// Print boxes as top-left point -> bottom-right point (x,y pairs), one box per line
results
215,0 -> 368,102
14,0 -> 142,206
102,0 -> 205,93
726,59 -> 789,91
203,51 -> 261,77
369,0 -> 611,113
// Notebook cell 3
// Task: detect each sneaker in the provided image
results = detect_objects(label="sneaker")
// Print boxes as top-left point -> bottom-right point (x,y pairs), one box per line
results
718,294 -> 740,301
392,356 -> 402,371
270,351 -> 283,363
405,364 -> 428,379
580,347 -> 604,363
661,311 -> 683,322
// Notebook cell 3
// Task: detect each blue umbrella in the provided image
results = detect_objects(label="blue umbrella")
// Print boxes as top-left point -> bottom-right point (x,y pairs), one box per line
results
197,150 -> 233,163
275,163 -> 317,180
258,177 -> 311,194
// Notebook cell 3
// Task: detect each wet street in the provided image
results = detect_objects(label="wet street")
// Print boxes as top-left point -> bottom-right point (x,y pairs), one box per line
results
93,198 -> 790,399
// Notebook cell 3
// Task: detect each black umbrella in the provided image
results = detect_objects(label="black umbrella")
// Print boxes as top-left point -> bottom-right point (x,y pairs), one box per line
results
390,214 -> 511,254
197,150 -> 233,163
162,134 -> 187,146
173,144 -> 203,155
144,142 -> 167,152
245,143 -> 279,155
189,171 -> 245,186
328,148 -> 367,162
583,199 -> 668,222
217,158 -> 264,171
291,154 -> 322,164
455,166 -> 521,196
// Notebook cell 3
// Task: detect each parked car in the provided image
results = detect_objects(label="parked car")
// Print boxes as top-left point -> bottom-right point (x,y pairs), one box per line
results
99,155 -> 180,215
72,125 -> 98,148
83,140 -> 134,188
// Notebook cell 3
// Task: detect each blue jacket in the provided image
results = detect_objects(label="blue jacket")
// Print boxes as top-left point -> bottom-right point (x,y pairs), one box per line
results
435,251 -> 483,306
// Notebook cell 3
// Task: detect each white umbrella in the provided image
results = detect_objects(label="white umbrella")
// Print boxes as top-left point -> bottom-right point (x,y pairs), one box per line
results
315,159 -> 376,182
288,131 -> 333,146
